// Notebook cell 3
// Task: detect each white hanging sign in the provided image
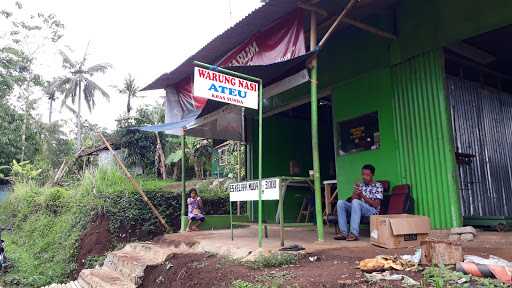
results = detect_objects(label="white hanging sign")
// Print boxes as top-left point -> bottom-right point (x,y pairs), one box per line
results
193,67 -> 259,110
228,178 -> 280,201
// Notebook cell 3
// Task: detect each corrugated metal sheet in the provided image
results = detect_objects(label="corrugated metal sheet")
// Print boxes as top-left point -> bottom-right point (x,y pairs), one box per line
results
142,0 -> 299,91
447,76 -> 512,217
392,50 -> 462,228
143,0 -> 400,91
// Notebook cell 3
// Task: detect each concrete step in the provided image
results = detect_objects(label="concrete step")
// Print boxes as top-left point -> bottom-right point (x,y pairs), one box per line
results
43,280 -> 82,288
78,267 -> 135,288
45,238 -> 201,288
103,242 -> 174,285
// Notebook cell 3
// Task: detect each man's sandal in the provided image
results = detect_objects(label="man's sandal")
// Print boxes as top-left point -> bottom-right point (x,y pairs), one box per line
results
346,234 -> 359,241
334,234 -> 347,240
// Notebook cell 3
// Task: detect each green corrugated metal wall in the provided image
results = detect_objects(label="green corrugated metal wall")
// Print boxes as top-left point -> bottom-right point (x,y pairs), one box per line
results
392,49 -> 462,228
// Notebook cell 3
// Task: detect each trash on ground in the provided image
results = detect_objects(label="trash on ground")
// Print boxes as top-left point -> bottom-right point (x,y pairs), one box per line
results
364,271 -> 420,286
400,248 -> 421,264
359,255 -> 417,272
457,255 -> 512,284
279,244 -> 305,252
308,255 -> 319,262
464,255 -> 512,268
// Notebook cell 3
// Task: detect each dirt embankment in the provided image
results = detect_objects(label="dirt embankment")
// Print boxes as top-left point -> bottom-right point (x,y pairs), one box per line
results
75,214 -> 112,275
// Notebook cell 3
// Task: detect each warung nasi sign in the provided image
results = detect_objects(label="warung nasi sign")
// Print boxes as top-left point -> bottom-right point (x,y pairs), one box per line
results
193,67 -> 259,109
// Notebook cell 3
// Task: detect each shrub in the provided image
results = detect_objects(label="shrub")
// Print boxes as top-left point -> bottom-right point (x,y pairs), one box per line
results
0,183 -> 86,287
0,167 -> 235,287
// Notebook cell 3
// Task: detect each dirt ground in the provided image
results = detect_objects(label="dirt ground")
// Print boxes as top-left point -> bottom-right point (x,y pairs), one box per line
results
141,245 -> 512,288
75,214 -> 112,275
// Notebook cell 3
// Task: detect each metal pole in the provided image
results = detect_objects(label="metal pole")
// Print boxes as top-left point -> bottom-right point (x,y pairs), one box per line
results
230,199 -> 234,240
180,130 -> 187,232
237,141 -> 241,216
193,61 -> 261,82
310,11 -> 324,241
279,183 -> 285,247
258,79 -> 263,248
191,60 -> 263,247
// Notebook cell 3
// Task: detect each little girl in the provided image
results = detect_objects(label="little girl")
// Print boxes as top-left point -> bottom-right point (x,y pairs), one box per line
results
187,188 -> 205,231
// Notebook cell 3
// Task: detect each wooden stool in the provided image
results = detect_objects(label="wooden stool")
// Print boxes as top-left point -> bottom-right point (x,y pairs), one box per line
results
297,197 -> 313,223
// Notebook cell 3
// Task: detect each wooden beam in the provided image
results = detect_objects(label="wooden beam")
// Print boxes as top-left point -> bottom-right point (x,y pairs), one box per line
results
318,0 -> 358,48
342,17 -> 396,40
313,15 -> 396,41
297,2 -> 327,17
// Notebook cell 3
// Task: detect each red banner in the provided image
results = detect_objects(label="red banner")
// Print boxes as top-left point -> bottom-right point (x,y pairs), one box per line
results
173,9 -> 305,115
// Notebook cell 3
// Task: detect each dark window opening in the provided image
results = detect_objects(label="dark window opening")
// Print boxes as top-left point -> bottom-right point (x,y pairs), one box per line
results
338,111 -> 380,155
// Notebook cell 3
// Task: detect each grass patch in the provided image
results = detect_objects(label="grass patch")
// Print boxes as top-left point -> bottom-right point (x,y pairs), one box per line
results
231,280 -> 268,288
138,177 -> 175,192
248,253 -> 298,269
256,271 -> 295,287
423,265 -> 509,288
84,255 -> 107,269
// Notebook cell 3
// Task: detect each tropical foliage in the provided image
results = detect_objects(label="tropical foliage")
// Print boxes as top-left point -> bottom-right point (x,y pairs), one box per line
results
0,167 -> 233,287
49,49 -> 111,149
117,74 -> 139,115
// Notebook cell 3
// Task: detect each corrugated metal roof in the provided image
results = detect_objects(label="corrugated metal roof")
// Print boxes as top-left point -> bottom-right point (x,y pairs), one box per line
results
142,0 -> 399,91
142,0 -> 299,91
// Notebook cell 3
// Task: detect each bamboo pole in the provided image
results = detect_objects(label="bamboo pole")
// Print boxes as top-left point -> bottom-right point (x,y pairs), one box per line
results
309,10 -> 324,242
97,132 -> 171,232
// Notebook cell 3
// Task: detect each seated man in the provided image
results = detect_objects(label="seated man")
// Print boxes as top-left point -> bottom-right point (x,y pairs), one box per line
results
334,164 -> 383,241
186,188 -> 205,231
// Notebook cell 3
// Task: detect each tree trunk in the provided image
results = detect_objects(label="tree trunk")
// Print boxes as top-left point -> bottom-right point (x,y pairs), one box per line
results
20,91 -> 29,161
194,162 -> 201,179
49,98 -> 53,123
173,160 -> 180,179
76,80 -> 82,150
127,94 -> 131,115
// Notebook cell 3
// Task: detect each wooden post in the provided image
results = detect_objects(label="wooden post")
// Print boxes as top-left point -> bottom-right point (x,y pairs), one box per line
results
97,132 -> 171,232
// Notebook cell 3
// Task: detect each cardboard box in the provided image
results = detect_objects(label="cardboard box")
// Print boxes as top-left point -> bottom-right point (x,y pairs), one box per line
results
370,214 -> 431,248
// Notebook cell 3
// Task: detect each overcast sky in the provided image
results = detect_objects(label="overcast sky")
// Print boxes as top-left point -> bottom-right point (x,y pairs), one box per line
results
18,0 -> 262,130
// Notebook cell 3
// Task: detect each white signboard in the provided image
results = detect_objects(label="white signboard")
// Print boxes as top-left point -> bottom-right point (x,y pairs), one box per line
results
228,178 -> 280,201
193,67 -> 259,110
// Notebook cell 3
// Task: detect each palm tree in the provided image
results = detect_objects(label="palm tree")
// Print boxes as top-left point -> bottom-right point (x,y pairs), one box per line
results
49,49 -> 111,149
44,80 -> 58,123
118,74 -> 139,115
